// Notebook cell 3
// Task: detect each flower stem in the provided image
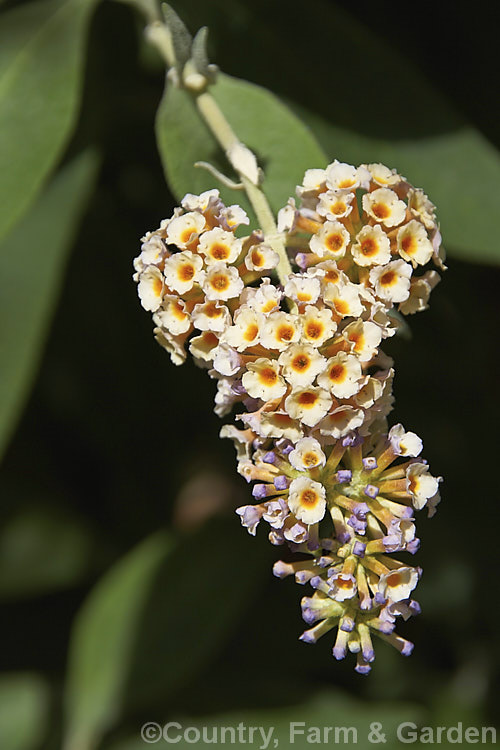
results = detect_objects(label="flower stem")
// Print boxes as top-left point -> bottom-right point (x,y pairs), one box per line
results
145,17 -> 293,285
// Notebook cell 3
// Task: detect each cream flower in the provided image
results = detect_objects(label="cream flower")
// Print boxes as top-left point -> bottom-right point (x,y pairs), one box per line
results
389,424 -> 423,457
241,278 -> 282,314
323,280 -> 364,318
220,203 -> 249,230
198,227 -> 243,265
242,358 -> 287,401
399,271 -> 440,315
362,188 -> 407,227
284,274 -> 321,305
212,343 -> 243,376
191,300 -> 231,333
288,437 -> 326,471
342,320 -> 382,362
309,220 -> 350,259
351,224 -> 391,267
140,233 -> 166,266
284,386 -> 332,427
181,189 -> 220,213
288,477 -> 326,525
407,188 -> 437,231
260,311 -> 301,351
137,266 -> 165,312
277,198 -> 297,233
244,243 -> 280,272
278,343 -> 326,388
296,168 -> 327,202
188,331 -> 219,362
202,262 -> 244,301
364,163 -> 402,187
369,260 -> 412,303
316,189 -> 355,220
154,327 -> 187,366
329,573 -> 357,602
406,463 -> 440,510
325,160 -> 370,191
258,411 -> 303,441
165,211 -> 206,247
223,306 -> 263,351
300,305 -> 336,347
163,251 -> 204,295
397,220 -> 433,266
318,405 -> 365,438
153,295 -> 191,335
378,567 -> 420,602
317,352 -> 363,398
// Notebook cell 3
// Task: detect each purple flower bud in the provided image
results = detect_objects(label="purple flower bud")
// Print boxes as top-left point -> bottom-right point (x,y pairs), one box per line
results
362,646 -> 375,663
295,253 -> 308,269
352,541 -> 366,557
272,560 -> 293,579
354,502 -> 369,517
364,484 -> 379,499
409,600 -> 421,616
274,475 -> 289,490
295,570 -> 315,585
340,616 -> 355,633
262,451 -> 276,464
252,484 -> 269,499
310,576 -> 324,590
348,515 -> 367,534
382,621 -> 397,635
374,592 -> 386,605
362,457 -> 378,471
231,381 -> 246,395
407,539 -> 420,554
268,530 -> 285,546
401,639 -> 414,657
299,630 -> 316,644
336,469 -> 352,484
302,607 -> 319,625
355,661 -> 372,675
332,645 -> 347,660
318,556 -> 333,568
337,529 -> 351,544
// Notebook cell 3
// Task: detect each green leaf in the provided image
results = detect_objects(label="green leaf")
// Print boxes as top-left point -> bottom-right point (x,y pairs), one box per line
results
156,73 -> 327,224
106,691 -> 424,750
63,532 -> 172,750
0,673 -> 50,750
63,518 -> 272,750
0,0 -> 99,244
0,150 -> 99,460
296,108 -> 500,264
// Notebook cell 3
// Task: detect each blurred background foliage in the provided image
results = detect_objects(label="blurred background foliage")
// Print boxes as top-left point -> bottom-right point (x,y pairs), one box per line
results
0,0 -> 499,748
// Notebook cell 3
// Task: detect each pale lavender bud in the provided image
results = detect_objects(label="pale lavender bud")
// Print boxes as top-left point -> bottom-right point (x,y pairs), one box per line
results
352,541 -> 366,557
252,484 -> 269,499
272,560 -> 294,578
348,515 -> 366,534
364,484 -> 379,499
407,539 -> 420,554
274,475 -> 289,490
263,451 -> 276,464
362,457 -> 378,471
336,469 -> 352,484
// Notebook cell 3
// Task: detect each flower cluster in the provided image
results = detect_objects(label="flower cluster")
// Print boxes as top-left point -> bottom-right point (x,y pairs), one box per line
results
134,160 -> 444,673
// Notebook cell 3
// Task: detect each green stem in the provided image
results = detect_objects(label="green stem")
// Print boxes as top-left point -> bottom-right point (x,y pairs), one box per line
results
145,16 -> 293,285
196,93 -> 292,284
